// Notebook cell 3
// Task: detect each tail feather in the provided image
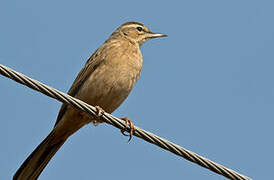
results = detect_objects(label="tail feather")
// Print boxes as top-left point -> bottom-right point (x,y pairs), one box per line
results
13,131 -> 66,180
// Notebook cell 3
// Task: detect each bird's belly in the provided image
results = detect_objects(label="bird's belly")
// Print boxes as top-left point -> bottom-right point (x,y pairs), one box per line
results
76,63 -> 140,114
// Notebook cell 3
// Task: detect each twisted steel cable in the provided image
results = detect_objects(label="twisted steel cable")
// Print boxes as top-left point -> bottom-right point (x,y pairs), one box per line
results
0,64 -> 251,180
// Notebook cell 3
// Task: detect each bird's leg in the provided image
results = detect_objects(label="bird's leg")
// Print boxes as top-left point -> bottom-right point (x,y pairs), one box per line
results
120,117 -> 135,142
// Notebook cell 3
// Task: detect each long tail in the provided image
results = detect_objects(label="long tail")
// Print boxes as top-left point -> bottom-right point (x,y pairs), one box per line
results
13,131 -> 67,180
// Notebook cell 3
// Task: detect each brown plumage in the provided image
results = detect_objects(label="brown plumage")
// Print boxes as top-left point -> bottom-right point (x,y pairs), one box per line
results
13,21 -> 166,180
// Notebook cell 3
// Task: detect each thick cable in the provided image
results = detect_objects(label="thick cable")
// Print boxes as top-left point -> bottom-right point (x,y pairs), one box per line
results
0,64 -> 251,180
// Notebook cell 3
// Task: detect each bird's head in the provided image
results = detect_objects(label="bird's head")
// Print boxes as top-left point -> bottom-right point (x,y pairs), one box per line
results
111,21 -> 167,46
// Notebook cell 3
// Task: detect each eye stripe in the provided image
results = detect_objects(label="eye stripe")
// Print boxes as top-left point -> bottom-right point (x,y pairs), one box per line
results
119,24 -> 143,29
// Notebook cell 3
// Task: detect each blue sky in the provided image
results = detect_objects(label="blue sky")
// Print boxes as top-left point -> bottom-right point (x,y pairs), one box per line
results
1,0 -> 273,179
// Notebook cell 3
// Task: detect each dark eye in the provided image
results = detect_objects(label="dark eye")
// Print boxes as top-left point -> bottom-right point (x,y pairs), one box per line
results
136,27 -> 143,32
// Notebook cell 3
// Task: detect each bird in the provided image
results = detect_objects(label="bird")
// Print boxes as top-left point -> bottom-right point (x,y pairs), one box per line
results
13,21 -> 167,180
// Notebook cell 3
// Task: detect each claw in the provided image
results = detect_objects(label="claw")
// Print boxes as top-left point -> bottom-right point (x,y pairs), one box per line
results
120,117 -> 135,142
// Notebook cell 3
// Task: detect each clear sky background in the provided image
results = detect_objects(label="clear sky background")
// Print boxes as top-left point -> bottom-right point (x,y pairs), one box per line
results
1,0 -> 273,179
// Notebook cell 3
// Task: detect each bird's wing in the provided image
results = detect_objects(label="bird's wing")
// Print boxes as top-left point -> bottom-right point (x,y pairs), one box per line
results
54,48 -> 103,126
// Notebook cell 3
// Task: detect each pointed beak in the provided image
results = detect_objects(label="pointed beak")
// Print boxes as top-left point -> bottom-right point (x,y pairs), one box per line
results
148,32 -> 168,39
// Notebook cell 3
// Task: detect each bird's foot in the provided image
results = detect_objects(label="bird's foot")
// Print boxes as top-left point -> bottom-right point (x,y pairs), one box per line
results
95,105 -> 105,118
92,106 -> 105,126
120,117 -> 135,142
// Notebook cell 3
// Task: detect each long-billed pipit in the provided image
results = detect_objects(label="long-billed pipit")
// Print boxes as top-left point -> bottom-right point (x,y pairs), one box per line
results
13,21 -> 166,180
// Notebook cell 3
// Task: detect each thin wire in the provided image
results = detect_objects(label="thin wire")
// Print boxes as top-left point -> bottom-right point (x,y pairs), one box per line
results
0,64 -> 251,180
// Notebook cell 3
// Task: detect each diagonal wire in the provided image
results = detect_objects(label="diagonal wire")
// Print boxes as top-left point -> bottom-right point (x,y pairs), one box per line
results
0,64 -> 251,180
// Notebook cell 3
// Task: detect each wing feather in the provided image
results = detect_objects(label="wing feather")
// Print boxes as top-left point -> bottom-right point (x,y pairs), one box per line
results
54,48 -> 103,126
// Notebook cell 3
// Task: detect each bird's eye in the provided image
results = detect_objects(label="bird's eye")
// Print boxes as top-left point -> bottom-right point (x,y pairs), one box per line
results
136,27 -> 143,32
